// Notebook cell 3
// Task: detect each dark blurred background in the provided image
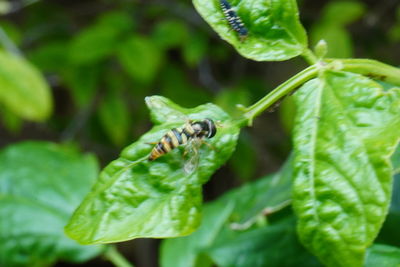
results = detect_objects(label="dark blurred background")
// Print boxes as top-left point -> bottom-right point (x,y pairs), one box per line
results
0,0 -> 399,266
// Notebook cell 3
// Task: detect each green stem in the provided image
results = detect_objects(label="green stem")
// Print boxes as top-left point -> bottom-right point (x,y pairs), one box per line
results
104,245 -> 134,267
0,26 -> 22,56
238,64 -> 319,126
301,48 -> 318,65
334,58 -> 400,87
237,58 -> 400,127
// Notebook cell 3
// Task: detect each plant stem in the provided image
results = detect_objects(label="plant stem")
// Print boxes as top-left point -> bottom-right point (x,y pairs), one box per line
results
238,65 -> 319,126
104,245 -> 134,267
335,58 -> 400,87
237,58 -> 400,127
301,48 -> 318,65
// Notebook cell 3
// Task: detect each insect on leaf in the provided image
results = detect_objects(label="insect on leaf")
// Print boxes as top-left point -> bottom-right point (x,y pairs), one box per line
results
193,0 -> 307,61
65,96 -> 240,244
292,71 -> 400,267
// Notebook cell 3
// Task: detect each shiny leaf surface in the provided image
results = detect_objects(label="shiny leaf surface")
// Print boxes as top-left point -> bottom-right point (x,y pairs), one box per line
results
292,71 -> 400,267
207,217 -> 322,267
65,96 -> 240,244
193,0 -> 307,61
365,244 -> 400,267
161,155 -> 295,267
0,142 -> 103,267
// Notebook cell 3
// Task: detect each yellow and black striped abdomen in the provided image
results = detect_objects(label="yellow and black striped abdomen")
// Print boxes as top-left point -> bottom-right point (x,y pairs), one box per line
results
148,125 -> 194,161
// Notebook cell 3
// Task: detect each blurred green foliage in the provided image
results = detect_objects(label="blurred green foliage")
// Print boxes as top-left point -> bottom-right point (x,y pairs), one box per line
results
0,141 -> 104,267
0,0 -> 400,266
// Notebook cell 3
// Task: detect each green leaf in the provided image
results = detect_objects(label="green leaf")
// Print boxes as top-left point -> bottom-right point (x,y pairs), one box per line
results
365,244 -> 400,267
0,51 -> 52,121
375,175 -> 400,247
311,24 -> 353,58
98,90 -> 131,146
62,64 -> 101,107
65,96 -> 240,244
28,41 -> 69,72
0,21 -> 22,46
229,132 -> 257,181
0,104 -> 23,133
0,142 -> 104,267
69,11 -> 134,65
160,155 -> 295,267
182,32 -> 208,67
310,1 -> 365,58
320,1 -> 366,26
207,217 -> 322,267
214,88 -> 251,118
152,19 -> 189,50
160,200 -> 235,267
117,35 -> 163,84
160,65 -> 210,107
193,0 -> 307,61
292,71 -> 400,267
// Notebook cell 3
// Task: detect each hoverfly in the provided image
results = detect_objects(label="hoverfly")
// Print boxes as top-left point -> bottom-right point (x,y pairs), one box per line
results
148,118 -> 217,173
220,0 -> 248,42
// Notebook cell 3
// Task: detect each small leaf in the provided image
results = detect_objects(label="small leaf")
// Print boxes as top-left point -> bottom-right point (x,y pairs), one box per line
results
159,65 -> 210,106
193,0 -> 307,61
152,19 -> 189,49
311,24 -> 353,58
182,32 -> 208,67
69,11 -> 134,65
117,35 -> 163,84
65,96 -> 240,244
292,71 -> 400,267
310,1 -> 365,58
365,244 -> 400,267
229,132 -> 257,180
0,142 -> 104,267
62,64 -> 101,107
160,155 -> 295,267
321,1 -> 366,26
28,41 -> 69,72
98,90 -> 131,146
0,51 -> 52,121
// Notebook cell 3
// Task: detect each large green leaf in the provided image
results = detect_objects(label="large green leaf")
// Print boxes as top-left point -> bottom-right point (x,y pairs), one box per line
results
65,96 -> 240,244
292,71 -> 400,267
160,155 -> 295,267
160,200 -> 235,267
0,142 -> 103,267
207,217 -> 322,267
365,244 -> 400,267
193,0 -> 307,61
0,51 -> 52,121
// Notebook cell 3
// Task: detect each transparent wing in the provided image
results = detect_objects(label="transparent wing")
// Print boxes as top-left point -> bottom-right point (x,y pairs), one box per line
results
183,138 -> 202,174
